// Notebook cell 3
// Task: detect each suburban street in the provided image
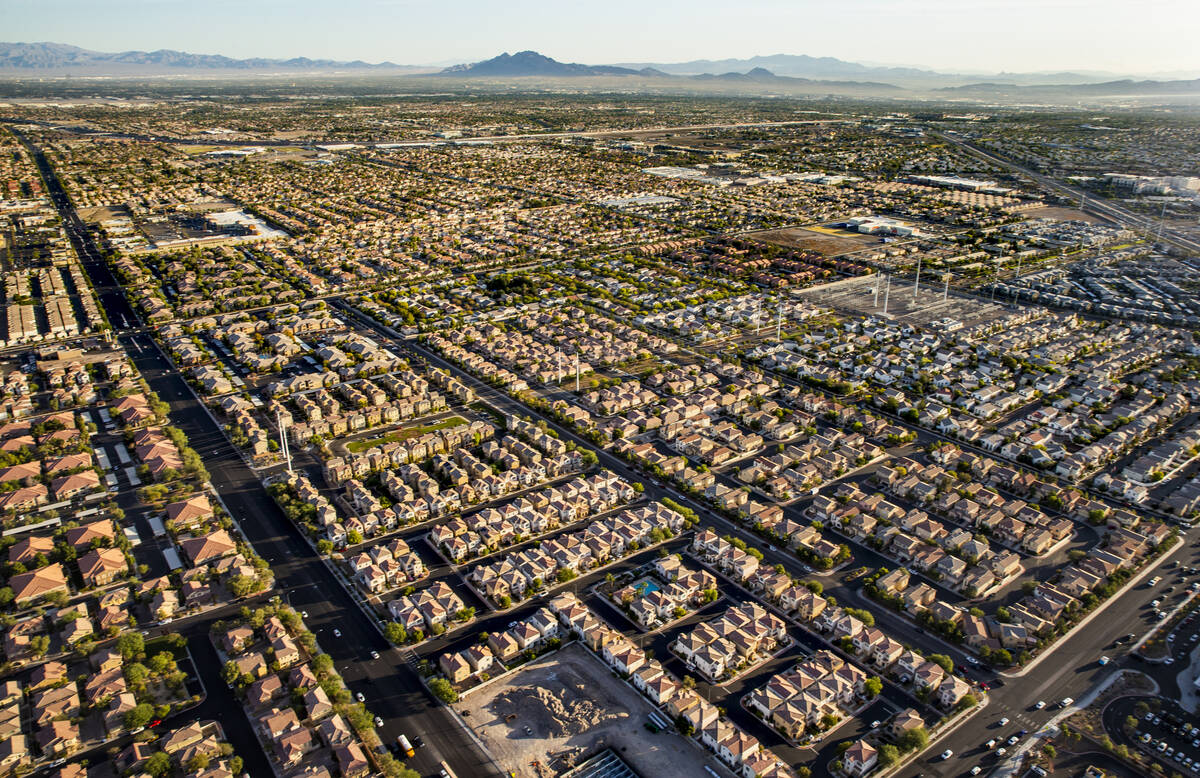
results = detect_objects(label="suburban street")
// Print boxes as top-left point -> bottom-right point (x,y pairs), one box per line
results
22,134 -> 505,778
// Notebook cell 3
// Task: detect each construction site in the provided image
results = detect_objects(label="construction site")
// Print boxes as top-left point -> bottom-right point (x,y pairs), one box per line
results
457,642 -> 729,778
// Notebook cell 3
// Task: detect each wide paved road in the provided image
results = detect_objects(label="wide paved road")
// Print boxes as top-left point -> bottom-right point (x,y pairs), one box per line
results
18,129 -> 503,778
934,130 -> 1200,255
898,534 -> 1200,778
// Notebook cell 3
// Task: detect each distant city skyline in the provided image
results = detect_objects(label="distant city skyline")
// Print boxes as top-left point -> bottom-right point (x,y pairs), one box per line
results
5,0 -> 1200,76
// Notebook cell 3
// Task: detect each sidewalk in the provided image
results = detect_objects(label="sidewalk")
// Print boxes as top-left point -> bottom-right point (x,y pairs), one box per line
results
1175,640 -> 1200,713
1133,589 -> 1199,657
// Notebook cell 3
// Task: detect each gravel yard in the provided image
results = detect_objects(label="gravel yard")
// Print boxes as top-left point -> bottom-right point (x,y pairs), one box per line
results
458,642 -> 730,778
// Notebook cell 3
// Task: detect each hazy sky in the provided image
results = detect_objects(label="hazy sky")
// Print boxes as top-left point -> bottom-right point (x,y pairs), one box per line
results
5,0 -> 1199,75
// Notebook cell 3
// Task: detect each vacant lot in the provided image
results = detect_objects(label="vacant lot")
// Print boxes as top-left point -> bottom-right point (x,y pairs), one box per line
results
749,226 -> 876,256
459,643 -> 728,778
343,414 -> 467,454
1025,206 -> 1112,225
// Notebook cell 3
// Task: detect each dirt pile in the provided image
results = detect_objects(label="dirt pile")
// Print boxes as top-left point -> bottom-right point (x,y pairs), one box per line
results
489,676 -> 625,739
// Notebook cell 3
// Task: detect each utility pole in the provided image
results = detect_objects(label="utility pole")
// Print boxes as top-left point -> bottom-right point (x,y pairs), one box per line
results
873,273 -> 880,307
575,362 -> 581,393
1157,200 -> 1167,243
776,303 -> 783,341
913,254 -> 922,301
883,274 -> 891,316
277,409 -> 292,474
943,273 -> 949,302
755,299 -> 761,335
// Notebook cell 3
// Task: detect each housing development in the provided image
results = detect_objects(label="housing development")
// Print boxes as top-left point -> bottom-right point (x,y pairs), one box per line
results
0,55 -> 1199,778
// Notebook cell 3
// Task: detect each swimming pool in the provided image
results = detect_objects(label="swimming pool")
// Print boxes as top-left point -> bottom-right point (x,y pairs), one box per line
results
633,578 -> 661,598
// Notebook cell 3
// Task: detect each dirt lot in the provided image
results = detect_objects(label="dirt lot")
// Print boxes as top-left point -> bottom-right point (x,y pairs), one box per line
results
1026,206 -> 1113,225
749,226 -> 877,256
458,643 -> 729,778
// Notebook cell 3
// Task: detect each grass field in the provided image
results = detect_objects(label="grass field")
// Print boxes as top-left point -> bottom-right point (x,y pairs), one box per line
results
345,415 -> 467,454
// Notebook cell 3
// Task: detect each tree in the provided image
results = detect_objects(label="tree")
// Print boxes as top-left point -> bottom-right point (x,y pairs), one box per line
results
928,653 -> 954,673
124,663 -> 150,689
385,622 -> 408,645
311,653 -> 334,676
185,754 -> 211,773
117,631 -> 145,661
956,694 -> 978,711
1042,743 -> 1056,758
29,635 -> 50,658
898,726 -> 929,753
144,752 -> 172,777
123,702 -> 155,730
878,744 -> 901,768
222,660 -> 242,686
429,677 -> 458,704
135,629 -> 167,663
864,677 -> 883,698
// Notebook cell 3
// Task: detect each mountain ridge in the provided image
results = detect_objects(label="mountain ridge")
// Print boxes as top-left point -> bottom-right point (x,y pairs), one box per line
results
0,41 -> 412,71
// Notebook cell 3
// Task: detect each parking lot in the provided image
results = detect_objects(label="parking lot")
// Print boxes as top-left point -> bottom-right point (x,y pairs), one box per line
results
1130,704 -> 1200,776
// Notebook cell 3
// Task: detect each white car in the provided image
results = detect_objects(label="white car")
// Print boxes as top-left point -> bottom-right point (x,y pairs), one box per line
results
356,692 -> 365,703
971,768 -> 981,776
370,650 -> 379,660
1098,656 -> 1110,665
999,717 -> 1010,726
940,749 -> 953,760
374,716 -> 383,727
1034,700 -> 1046,710
334,628 -> 342,638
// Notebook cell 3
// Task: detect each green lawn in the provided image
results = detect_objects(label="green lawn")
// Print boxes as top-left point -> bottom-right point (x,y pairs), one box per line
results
345,416 -> 467,454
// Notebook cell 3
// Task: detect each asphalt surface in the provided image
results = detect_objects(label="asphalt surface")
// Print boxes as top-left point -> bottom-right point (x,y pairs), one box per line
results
20,131 -> 503,778
1104,695 -> 1200,777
